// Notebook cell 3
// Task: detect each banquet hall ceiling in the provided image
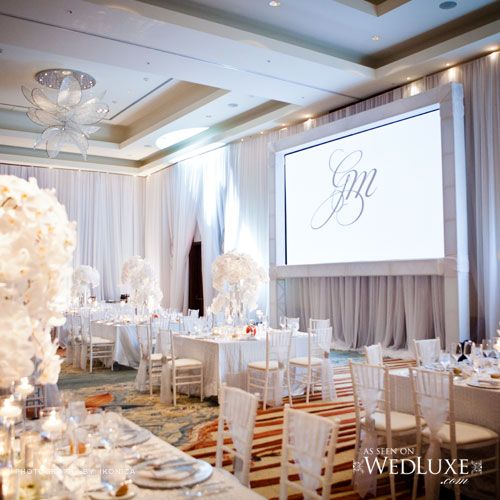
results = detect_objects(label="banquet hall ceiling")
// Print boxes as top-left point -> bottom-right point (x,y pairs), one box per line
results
0,0 -> 498,175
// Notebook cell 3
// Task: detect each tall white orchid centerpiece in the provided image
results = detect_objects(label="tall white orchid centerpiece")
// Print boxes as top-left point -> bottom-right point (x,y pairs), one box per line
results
121,256 -> 163,314
72,265 -> 100,306
210,251 -> 268,323
0,175 -> 76,387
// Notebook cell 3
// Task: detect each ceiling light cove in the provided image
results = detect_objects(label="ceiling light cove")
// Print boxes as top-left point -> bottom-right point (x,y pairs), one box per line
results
269,1 -> 281,7
155,127 -> 209,149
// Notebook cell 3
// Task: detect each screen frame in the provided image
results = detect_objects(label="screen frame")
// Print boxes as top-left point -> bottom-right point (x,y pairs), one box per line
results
268,83 -> 469,347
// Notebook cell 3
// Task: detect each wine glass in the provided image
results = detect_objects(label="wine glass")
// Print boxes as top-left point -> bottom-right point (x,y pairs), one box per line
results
100,408 -> 122,449
462,341 -> 474,362
279,316 -> 286,329
67,401 -> 87,427
482,339 -> 494,359
439,351 -> 451,370
100,450 -> 127,495
450,342 -> 462,364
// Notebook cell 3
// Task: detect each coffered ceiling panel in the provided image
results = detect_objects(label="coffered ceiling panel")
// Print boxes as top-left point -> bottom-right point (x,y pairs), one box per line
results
0,0 -> 498,175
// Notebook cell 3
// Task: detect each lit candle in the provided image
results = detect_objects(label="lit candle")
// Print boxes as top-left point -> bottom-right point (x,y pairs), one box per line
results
41,409 -> 63,435
0,398 -> 21,422
15,377 -> 34,399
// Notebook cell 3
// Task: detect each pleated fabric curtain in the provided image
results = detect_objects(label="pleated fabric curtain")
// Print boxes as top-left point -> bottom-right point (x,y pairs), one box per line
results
0,164 -> 145,300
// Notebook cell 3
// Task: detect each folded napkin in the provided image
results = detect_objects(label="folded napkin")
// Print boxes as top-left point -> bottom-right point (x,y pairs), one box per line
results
138,468 -> 193,481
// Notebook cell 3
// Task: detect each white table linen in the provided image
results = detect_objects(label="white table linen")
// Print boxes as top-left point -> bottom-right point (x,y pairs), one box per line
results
160,333 -> 309,404
91,321 -> 141,368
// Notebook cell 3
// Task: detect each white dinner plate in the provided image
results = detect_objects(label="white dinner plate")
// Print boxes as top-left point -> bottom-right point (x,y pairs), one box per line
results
466,378 -> 500,390
132,459 -> 212,489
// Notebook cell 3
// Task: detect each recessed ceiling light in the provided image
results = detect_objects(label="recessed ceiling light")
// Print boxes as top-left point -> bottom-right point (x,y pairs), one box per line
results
406,77 -> 411,81
269,0 -> 280,6
240,138 -> 244,142
446,63 -> 451,67
371,35 -> 381,42
439,1 -> 457,9
155,127 -> 209,149
228,103 -> 238,108
259,131 -> 264,134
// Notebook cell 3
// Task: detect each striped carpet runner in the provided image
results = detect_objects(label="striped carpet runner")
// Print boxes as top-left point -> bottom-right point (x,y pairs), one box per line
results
183,359 -> 416,499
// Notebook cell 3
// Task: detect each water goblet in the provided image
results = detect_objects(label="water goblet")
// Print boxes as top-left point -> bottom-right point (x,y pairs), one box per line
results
100,450 -> 127,496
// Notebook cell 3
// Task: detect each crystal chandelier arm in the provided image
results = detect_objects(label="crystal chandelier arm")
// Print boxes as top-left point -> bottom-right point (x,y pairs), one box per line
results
58,76 -> 82,107
31,88 -> 59,113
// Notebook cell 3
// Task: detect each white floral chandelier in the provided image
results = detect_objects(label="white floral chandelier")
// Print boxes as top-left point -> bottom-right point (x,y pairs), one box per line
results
22,69 -> 109,160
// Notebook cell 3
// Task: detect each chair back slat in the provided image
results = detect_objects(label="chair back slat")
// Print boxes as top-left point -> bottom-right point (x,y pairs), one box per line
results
414,338 -> 441,366
364,343 -> 383,365
216,385 -> 258,487
279,405 -> 339,500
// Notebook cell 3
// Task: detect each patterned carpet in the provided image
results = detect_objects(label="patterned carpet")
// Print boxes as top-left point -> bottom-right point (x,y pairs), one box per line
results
183,359 -> 417,500
58,350 -> 364,447
58,352 -> 425,498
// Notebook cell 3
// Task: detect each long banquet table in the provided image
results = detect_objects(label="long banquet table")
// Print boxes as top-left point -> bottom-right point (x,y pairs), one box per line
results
390,367 -> 500,434
166,333 -> 309,399
51,416 -> 262,499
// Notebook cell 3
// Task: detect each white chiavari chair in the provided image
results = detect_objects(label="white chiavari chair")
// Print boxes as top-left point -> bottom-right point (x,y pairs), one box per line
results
309,318 -> 330,330
80,309 -> 114,373
160,330 -> 203,407
350,361 -> 418,500
288,326 -> 333,404
279,405 -> 339,500
247,328 -> 292,409
410,368 -> 499,500
215,385 -> 258,487
135,323 -> 164,395
413,338 -> 441,367
364,343 -> 383,365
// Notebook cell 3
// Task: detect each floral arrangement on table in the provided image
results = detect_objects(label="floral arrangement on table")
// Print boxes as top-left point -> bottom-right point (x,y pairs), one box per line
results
71,265 -> 100,303
121,256 -> 163,312
210,251 -> 268,320
0,175 -> 76,387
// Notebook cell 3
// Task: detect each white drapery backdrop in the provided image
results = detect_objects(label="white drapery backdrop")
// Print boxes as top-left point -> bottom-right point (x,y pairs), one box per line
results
145,148 -> 227,311
1,52 -> 497,344
0,164 -> 145,301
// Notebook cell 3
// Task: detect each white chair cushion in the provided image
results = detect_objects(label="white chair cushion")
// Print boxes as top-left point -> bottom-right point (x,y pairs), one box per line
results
422,421 -> 498,445
90,337 -> 114,344
168,358 -> 202,368
289,356 -> 322,366
362,411 -> 417,432
150,353 -> 163,362
248,360 -> 279,370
